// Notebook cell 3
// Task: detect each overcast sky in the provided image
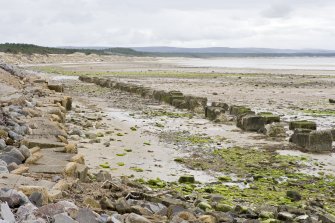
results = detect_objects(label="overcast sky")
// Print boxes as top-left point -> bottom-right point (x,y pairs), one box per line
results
0,0 -> 334,49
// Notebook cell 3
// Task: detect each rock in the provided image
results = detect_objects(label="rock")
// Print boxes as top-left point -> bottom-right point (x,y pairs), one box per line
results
0,139 -> 6,150
294,215 -> 310,222
19,186 -> 49,206
0,188 -> 28,208
64,162 -> 77,177
286,190 -> 302,201
0,166 -> 9,174
6,162 -> 19,171
211,212 -> 234,223
259,211 -> 275,219
18,145 -> 31,159
167,205 -> 187,218
211,102 -> 229,111
75,208 -> 100,223
125,213 -> 151,223
289,120 -> 317,130
115,198 -> 132,214
54,213 -> 76,223
29,192 -> 44,207
178,175 -> 195,183
0,130 -> 8,139
35,203 -> 65,218
215,203 -> 233,212
8,130 -> 23,141
71,154 -> 85,164
0,202 -> 15,223
289,128 -> 312,148
290,129 -> 333,152
75,164 -> 88,182
263,123 -> 286,137
65,144 -> 77,154
16,203 -> 38,222
318,213 -> 335,223
329,99 -> 335,104
258,112 -> 280,124
62,96 -> 72,111
205,106 -> 227,122
96,170 -> 112,182
11,165 -> 29,175
83,197 -> 101,209
278,212 -> 295,221
8,148 -> 25,162
197,201 -> 212,211
48,190 -> 62,202
48,84 -> 64,92
0,160 -> 6,167
198,215 -> 217,223
100,197 -> 114,210
240,115 -> 265,132
307,130 -> 333,152
229,105 -> 254,116
56,201 -> 79,219
171,211 -> 197,222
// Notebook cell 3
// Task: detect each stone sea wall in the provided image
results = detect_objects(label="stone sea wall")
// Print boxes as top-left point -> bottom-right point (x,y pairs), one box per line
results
79,76 -> 334,153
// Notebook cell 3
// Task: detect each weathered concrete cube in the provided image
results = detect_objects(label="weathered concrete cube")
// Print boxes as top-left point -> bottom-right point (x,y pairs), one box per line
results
153,90 -> 166,101
172,99 -> 188,109
258,112 -> 280,124
289,128 -> 312,148
331,129 -> 335,141
229,105 -> 254,116
47,84 -> 64,93
185,96 -> 208,113
206,106 -> 226,121
161,91 -> 184,104
240,115 -> 265,131
289,120 -> 317,130
263,123 -> 287,137
308,130 -> 333,152
211,102 -> 229,111
290,129 -> 333,152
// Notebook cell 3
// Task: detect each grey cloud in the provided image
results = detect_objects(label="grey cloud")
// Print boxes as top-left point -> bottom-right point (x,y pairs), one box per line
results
0,0 -> 334,49
261,4 -> 293,18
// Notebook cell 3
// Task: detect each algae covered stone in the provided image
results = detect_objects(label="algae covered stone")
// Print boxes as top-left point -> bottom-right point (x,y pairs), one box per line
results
178,175 -> 195,183
289,120 -> 316,130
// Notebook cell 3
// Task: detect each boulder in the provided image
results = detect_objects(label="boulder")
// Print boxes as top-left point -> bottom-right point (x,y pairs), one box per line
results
161,91 -> 184,105
308,130 -> 333,152
205,106 -> 226,122
329,99 -> 335,104
48,84 -> 64,93
185,96 -> 208,113
262,123 -> 286,138
289,120 -> 317,130
211,102 -> 229,111
290,129 -> 333,152
178,175 -> 195,183
229,105 -> 254,116
239,115 -> 265,132
258,112 -> 280,124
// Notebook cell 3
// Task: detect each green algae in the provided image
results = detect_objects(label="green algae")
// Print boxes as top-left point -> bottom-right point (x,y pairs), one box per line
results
99,162 -> 110,168
130,167 -> 144,172
117,162 -> 125,166
303,109 -> 335,116
116,153 -> 126,157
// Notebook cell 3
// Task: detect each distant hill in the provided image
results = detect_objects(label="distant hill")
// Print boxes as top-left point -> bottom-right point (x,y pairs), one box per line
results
0,43 -> 145,56
132,47 -> 335,57
2,43 -> 335,57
